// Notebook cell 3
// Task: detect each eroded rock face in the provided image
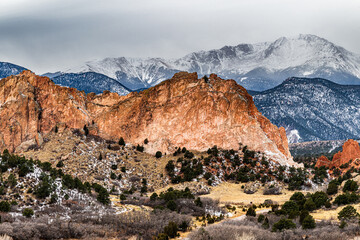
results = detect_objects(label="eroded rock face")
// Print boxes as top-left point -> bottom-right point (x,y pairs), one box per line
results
331,139 -> 360,168
0,71 -> 297,165
315,155 -> 331,168
316,139 -> 360,170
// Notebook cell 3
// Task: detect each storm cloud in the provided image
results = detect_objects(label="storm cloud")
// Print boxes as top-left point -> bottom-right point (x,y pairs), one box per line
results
0,0 -> 359,73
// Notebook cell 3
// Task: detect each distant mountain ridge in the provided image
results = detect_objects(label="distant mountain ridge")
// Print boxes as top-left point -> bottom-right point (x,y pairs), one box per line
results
52,72 -> 131,95
0,61 -> 27,79
62,34 -> 360,91
252,77 -> 360,143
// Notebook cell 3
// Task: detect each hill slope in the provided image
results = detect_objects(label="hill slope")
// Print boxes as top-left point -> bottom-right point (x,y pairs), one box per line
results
252,77 -> 360,142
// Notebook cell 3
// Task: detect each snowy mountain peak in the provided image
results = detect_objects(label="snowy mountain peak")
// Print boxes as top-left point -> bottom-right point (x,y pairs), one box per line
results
62,34 -> 360,91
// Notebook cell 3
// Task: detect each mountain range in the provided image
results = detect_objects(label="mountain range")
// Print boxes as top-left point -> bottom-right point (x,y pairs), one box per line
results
252,77 -> 360,143
58,34 -> 360,91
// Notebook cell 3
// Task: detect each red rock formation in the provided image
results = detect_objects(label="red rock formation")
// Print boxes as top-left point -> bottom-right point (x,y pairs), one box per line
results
315,155 -> 331,168
329,139 -> 360,169
0,71 -> 298,166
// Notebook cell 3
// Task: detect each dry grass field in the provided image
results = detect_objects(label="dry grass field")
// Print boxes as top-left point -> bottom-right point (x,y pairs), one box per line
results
202,182 -> 311,205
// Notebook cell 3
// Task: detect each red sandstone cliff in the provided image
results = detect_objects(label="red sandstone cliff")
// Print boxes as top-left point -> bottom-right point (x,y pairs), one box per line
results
316,139 -> 360,169
315,155 -> 331,168
0,71 -> 297,166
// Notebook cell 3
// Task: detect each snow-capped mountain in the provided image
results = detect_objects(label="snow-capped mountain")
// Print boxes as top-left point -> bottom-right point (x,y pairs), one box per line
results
252,77 -> 360,143
65,57 -> 179,90
52,72 -> 131,95
0,61 -> 27,79
63,34 -> 360,91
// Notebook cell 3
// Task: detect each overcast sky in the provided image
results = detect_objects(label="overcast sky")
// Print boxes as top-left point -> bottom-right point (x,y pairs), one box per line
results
0,0 -> 359,73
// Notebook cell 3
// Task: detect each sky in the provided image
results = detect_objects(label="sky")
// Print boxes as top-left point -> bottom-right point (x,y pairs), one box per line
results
0,0 -> 359,73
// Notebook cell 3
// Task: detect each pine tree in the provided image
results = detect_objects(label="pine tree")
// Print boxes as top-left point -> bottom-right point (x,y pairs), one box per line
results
118,137 -> 125,146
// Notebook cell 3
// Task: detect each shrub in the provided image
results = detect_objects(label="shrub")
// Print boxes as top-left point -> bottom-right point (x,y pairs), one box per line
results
272,218 -> 296,232
290,192 -> 306,207
83,125 -> 89,136
167,200 -> 177,211
257,214 -> 265,223
163,221 -> 178,238
302,215 -> 316,229
97,188 -> 110,205
144,138 -> 149,144
155,151 -> 162,158
156,233 -> 169,240
150,193 -> 158,201
165,160 -> 175,177
338,205 -> 359,221
118,137 -> 125,146
281,201 -> 299,215
334,192 -> 359,205
0,201 -> 11,212
262,217 -> 270,229
50,194 -> 58,204
339,220 -> 347,229
303,198 -> 316,211
35,176 -> 53,199
111,164 -> 117,170
178,221 -> 189,232
7,174 -> 17,188
194,197 -> 203,207
343,180 -> 358,192
0,186 -> 6,195
110,172 -> 117,180
120,194 -> 126,200
22,208 -> 34,218
56,161 -> 64,168
311,191 -> 328,208
136,144 -> 144,152
327,181 -> 338,195
246,207 -> 256,217
299,210 -> 309,224
184,151 -> 194,159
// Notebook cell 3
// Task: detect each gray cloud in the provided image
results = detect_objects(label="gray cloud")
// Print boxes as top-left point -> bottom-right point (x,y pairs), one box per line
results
0,0 -> 359,73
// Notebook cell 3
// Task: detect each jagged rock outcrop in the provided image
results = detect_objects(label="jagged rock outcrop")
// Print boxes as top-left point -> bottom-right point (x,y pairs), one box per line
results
331,139 -> 360,168
316,139 -> 360,169
315,155 -> 331,168
0,71 -> 297,166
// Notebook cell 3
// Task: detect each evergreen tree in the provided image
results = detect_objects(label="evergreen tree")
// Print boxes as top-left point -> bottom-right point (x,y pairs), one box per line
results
97,187 -> 110,205
155,151 -> 162,158
246,207 -> 256,217
302,215 -> 316,229
118,137 -> 125,146
83,125 -> 89,136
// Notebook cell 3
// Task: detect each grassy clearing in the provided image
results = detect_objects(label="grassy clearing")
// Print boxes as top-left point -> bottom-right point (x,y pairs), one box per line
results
202,182 -> 311,205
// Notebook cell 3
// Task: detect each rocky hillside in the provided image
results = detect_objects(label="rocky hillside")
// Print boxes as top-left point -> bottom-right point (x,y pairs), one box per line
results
0,71 -> 296,166
252,77 -> 360,143
62,34 -> 360,91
